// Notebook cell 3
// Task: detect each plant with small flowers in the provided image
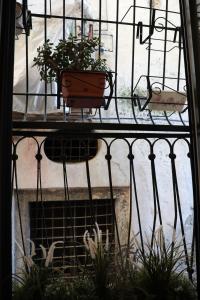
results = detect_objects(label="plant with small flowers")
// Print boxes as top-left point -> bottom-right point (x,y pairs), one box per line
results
83,223 -> 112,299
13,240 -> 64,300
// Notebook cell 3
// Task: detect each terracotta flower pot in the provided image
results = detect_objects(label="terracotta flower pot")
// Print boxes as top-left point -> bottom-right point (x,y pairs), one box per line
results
61,71 -> 106,108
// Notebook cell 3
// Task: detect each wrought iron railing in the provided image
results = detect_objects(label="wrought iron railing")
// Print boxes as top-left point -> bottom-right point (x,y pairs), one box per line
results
13,0 -> 188,128
12,132 -> 196,283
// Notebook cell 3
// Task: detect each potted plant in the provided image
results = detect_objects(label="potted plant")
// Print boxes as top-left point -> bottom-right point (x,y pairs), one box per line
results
33,35 -> 113,109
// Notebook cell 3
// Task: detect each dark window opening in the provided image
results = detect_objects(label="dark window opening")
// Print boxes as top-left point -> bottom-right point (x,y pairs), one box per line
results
44,137 -> 99,163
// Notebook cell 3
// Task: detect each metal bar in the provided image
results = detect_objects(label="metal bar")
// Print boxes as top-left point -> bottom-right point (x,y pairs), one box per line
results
106,146 -> 122,257
36,143 -> 50,249
130,156 -> 144,253
62,160 -> 79,270
171,148 -> 191,272
162,0 -> 169,88
180,0 -> 200,296
85,159 -> 95,226
12,116 -> 189,126
127,148 -> 133,256
81,0 -> 84,36
35,147 -> 49,249
24,34 -> 29,120
44,0 -> 47,121
98,108 -> 103,123
12,121 -> 190,132
149,147 -> 163,246
31,14 -> 180,30
151,153 -> 162,226
0,0 -> 15,298
12,155 -> 27,257
187,148 -> 196,277
98,0 -> 102,56
177,31 -> 182,91
114,0 -> 120,123
12,131 -> 191,140
147,1 -> 153,78
63,0 -> 66,39
131,0 -> 138,124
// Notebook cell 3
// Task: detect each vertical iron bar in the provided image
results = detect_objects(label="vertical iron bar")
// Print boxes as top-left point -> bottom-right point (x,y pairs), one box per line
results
130,147 -> 144,252
114,0 -> 120,123
131,0 -> 138,124
38,146 -> 44,203
187,146 -> 196,277
98,0 -> 102,56
37,142 -> 50,249
147,2 -> 154,126
98,108 -> 103,123
62,160 -> 79,271
190,225 -> 195,279
35,147 -> 45,250
162,0 -> 169,88
44,0 -> 47,120
179,0 -> 200,295
63,0 -> 66,39
169,150 -> 178,241
177,33 -> 182,91
105,146 -> 122,259
127,148 -> 133,257
150,155 -> 162,226
24,34 -> 29,120
13,157 -> 27,257
81,0 -> 84,37
63,160 -> 68,268
171,151 -> 191,278
147,0 -> 153,78
85,159 -> 95,226
0,0 -> 15,298
36,151 -> 41,203
149,153 -> 158,246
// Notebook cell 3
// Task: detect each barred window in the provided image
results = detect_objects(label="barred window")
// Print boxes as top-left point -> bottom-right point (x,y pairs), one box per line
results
29,199 -> 114,276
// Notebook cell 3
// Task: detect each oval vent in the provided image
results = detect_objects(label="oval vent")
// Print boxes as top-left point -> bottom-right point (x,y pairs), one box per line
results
44,137 -> 99,163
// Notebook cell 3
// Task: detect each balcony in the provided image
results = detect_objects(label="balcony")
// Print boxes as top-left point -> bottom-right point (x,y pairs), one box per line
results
13,0 -> 189,132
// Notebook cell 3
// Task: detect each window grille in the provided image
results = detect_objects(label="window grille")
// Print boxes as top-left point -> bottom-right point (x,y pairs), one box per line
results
29,199 -> 114,275
44,137 -> 99,163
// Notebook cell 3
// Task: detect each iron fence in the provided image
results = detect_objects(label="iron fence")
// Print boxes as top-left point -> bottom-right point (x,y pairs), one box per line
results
12,133 -> 196,284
